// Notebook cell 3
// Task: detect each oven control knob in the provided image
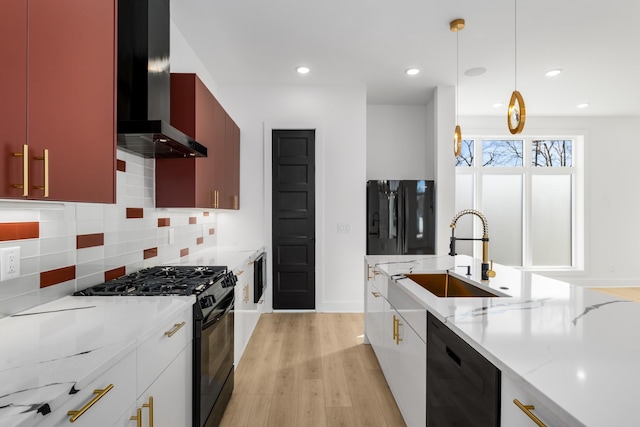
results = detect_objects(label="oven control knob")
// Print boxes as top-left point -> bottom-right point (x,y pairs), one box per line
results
200,295 -> 215,308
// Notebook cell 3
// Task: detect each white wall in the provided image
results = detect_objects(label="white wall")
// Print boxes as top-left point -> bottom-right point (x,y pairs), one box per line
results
366,105 -> 432,180
461,115 -> 640,285
170,18 -> 219,98
435,87 -> 456,255
216,84 -> 367,312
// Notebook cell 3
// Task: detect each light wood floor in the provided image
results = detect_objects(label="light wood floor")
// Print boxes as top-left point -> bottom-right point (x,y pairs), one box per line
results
593,287 -> 640,302
220,313 -> 406,427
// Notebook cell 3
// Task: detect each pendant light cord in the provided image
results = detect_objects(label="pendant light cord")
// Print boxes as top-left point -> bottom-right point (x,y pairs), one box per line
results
514,0 -> 518,90
456,29 -> 459,120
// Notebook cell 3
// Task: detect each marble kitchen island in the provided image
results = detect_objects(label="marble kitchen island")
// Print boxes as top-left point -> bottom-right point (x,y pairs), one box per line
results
366,254 -> 640,427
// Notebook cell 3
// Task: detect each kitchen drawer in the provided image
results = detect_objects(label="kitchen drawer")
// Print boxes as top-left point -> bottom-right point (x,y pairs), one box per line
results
388,280 -> 426,342
37,350 -> 136,427
137,306 -> 193,395
501,373 -> 568,427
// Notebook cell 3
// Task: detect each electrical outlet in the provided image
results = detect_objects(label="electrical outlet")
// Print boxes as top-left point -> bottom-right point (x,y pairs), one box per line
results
0,247 -> 21,281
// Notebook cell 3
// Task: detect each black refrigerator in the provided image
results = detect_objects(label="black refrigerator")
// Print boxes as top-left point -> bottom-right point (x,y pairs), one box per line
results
366,180 -> 435,255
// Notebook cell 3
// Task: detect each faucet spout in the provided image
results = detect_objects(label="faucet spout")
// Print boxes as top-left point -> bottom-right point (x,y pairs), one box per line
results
449,209 -> 495,280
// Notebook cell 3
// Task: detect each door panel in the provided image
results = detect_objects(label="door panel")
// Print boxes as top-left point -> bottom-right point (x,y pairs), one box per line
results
0,0 -> 27,198
272,129 -> 315,309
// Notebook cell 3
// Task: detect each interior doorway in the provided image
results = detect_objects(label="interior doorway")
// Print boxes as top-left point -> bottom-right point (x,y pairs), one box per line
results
271,129 -> 316,309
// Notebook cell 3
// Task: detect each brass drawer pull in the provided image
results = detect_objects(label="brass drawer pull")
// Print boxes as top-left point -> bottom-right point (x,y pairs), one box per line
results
129,407 -> 142,427
11,144 -> 29,196
371,291 -> 381,298
236,269 -> 244,276
67,384 -> 114,422
393,315 -> 402,345
164,322 -> 186,337
33,148 -> 49,197
142,396 -> 154,427
513,399 -> 547,427
243,285 -> 249,302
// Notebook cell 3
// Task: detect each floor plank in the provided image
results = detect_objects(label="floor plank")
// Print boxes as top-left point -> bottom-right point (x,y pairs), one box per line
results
221,312 -> 406,427
593,287 -> 640,302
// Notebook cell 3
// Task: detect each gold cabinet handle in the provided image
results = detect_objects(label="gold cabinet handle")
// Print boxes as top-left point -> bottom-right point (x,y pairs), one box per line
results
367,265 -> 373,280
164,322 -> 186,337
213,190 -> 219,208
371,291 -> 381,298
513,399 -> 547,427
142,396 -> 154,427
236,269 -> 244,276
243,285 -> 249,302
11,144 -> 29,196
129,407 -> 142,427
392,315 -> 402,345
67,384 -> 114,422
233,194 -> 239,209
33,148 -> 49,197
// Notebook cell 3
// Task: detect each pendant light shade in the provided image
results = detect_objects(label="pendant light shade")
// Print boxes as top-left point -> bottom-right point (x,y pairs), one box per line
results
507,0 -> 526,134
450,18 -> 465,157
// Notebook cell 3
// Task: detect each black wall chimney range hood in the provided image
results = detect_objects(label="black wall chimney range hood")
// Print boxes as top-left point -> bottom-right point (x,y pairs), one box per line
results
117,0 -> 207,158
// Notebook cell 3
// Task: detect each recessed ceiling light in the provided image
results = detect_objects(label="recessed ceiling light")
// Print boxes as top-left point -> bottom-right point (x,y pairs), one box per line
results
492,103 -> 504,108
405,68 -> 420,76
577,103 -> 590,109
464,67 -> 486,77
296,66 -> 310,74
545,69 -> 562,77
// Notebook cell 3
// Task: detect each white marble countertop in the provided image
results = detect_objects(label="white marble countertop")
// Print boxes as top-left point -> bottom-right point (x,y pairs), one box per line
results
165,246 -> 263,271
0,295 -> 194,427
366,254 -> 640,427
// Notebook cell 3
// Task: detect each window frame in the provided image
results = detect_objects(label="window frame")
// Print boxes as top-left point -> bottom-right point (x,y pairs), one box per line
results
455,135 -> 584,272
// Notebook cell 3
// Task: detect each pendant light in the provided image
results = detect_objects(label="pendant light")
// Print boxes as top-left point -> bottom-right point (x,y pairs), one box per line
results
450,18 -> 465,157
507,0 -> 526,134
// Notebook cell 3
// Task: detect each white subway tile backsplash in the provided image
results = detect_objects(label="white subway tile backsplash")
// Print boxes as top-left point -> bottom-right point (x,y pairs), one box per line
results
39,251 -> 76,272
0,148 -> 219,317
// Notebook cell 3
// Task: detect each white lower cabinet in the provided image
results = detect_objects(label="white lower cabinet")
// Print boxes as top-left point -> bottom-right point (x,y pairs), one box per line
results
37,351 -> 137,427
118,345 -> 192,427
234,254 -> 262,366
364,266 -> 426,427
383,300 -> 426,427
501,373 -> 567,427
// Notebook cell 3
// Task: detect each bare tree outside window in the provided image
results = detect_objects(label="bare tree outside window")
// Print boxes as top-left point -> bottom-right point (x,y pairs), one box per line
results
532,140 -> 573,167
482,140 -> 523,167
455,140 -> 474,167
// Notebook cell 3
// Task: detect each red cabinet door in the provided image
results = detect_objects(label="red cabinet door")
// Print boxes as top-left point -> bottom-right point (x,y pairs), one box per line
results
28,0 -> 116,203
227,117 -> 240,210
157,73 -> 218,208
0,0 -> 28,199
212,98 -> 227,208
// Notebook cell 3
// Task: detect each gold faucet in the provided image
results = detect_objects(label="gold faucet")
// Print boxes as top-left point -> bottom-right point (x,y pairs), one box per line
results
449,209 -> 496,280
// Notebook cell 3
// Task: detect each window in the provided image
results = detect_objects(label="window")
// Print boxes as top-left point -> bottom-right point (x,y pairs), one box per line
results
455,136 -> 582,270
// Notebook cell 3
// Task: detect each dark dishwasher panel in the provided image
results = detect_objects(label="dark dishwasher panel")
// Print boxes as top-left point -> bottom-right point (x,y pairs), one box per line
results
427,312 -> 500,427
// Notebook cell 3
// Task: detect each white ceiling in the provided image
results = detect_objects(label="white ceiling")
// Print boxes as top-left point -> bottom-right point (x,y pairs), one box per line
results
171,0 -> 640,117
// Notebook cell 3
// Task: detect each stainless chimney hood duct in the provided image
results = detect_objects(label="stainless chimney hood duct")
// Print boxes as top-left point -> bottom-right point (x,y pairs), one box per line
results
117,0 -> 207,158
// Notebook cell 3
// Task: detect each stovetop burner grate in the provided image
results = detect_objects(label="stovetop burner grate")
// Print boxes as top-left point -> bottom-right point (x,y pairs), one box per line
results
74,265 -> 229,296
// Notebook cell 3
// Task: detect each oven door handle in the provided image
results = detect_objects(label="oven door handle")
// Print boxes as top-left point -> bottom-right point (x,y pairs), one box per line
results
202,292 -> 235,329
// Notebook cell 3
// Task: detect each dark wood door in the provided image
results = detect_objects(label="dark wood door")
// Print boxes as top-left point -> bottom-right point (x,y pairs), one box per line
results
272,130 -> 316,309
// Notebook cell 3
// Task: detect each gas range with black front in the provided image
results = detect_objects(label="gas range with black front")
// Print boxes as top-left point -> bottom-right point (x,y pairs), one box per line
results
74,265 -> 237,427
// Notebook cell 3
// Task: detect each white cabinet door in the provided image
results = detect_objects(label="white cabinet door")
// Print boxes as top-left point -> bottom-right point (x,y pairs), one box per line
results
137,307 -> 192,396
38,351 -> 136,427
234,257 -> 261,366
501,373 -> 568,427
383,302 -> 426,427
118,345 -> 192,427
365,276 -> 385,365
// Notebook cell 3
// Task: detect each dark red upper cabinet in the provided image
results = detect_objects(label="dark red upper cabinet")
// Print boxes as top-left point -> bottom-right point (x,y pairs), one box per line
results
157,73 -> 215,208
0,1 -> 28,199
157,73 -> 240,210
1,0 -> 116,203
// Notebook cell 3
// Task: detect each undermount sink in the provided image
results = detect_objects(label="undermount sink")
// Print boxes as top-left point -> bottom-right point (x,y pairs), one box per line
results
404,273 -> 502,298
